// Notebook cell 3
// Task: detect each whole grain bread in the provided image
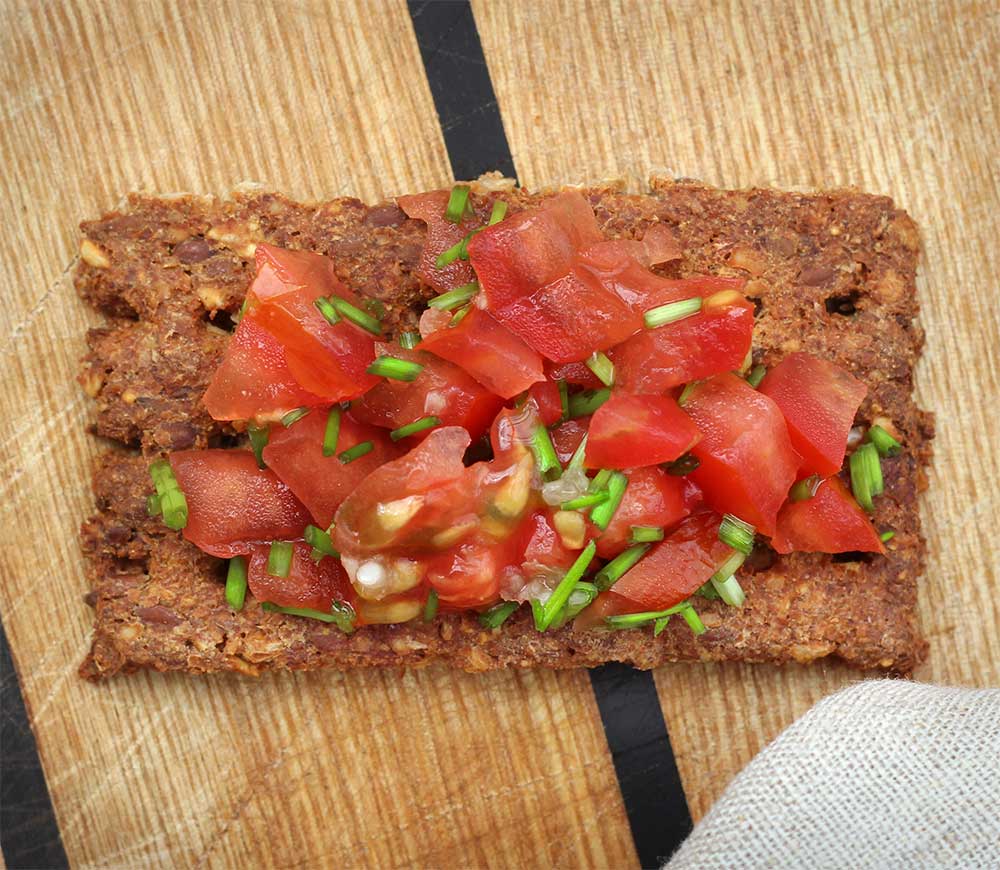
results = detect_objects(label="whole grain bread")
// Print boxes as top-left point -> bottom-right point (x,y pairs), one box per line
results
76,178 -> 933,680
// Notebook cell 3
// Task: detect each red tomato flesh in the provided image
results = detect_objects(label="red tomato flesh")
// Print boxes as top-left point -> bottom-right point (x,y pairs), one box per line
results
758,352 -> 867,476
550,416 -> 590,465
771,476 -> 885,555
586,393 -> 700,469
168,450 -> 312,558
425,537 -> 505,608
527,379 -> 564,427
594,467 -> 693,559
397,189 -> 479,293
546,359 -> 603,389
247,542 -> 353,611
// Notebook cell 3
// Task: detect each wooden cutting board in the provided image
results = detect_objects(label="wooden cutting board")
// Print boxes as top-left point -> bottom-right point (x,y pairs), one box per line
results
1,0 -> 997,866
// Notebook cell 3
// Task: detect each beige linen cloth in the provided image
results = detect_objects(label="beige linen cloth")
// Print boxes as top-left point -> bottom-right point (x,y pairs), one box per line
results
667,680 -> 1000,869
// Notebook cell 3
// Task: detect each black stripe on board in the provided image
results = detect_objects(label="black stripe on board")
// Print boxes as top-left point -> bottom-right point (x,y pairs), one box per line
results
405,2 -> 693,867
0,621 -> 69,869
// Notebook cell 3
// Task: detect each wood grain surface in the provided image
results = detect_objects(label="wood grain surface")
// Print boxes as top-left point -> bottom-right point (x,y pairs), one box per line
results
1,0 -> 997,866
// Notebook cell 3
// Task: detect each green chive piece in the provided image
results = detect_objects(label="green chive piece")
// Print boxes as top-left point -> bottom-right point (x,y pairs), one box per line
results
398,331 -> 421,350
698,581 -> 722,600
314,296 -> 341,325
304,524 -> 339,558
146,494 -> 162,517
148,459 -> 188,530
329,296 -> 382,335
445,184 -> 472,223
653,616 -> 670,637
266,541 -> 293,577
248,424 -> 270,469
589,468 -> 613,493
568,388 -> 611,419
604,600 -> 697,629
423,589 -> 439,622
428,282 -> 478,310
339,441 -> 374,464
789,474 -> 822,502
225,556 -> 248,611
585,351 -> 615,387
643,296 -> 702,329
549,581 -> 599,630
321,407 -> 342,457
480,600 -> 518,629
538,541 -> 598,630
281,407 -> 310,427
561,491 -> 609,512
365,297 -> 387,319
595,543 -> 650,591
630,525 -> 664,544
366,355 -> 425,382
435,237 -> 468,269
488,200 -> 508,225
261,600 -> 356,633
746,364 -> 767,388
711,551 -> 748,584
557,380 -> 570,422
530,425 -> 562,481
530,598 -> 546,631
681,606 -> 707,635
867,442 -> 885,496
390,416 -> 441,441
450,304 -> 472,326
666,453 -> 700,476
710,574 -> 746,608
677,383 -> 697,406
880,530 -> 895,543
718,514 -> 755,555
589,471 -> 628,530
850,443 -> 879,511
567,435 -> 589,472
867,424 -> 903,457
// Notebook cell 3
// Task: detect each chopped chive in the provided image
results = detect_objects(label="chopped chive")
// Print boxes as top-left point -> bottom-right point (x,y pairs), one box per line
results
148,459 -> 188,530
644,296 -> 702,328
146,494 -> 162,516
444,184 -> 472,223
710,574 -> 746,608
789,474 -> 822,502
391,415 -> 441,441
850,443 -> 879,511
653,616 -> 670,636
880,530 -> 895,543
719,514 -> 755,555
423,589 -> 439,622
595,543 -> 650,591
322,407 -> 342,457
666,453 -> 700,476
538,541 -> 598,630
711,551 -> 747,584
680,606 -> 707,635
589,471 -> 628,530
314,296 -> 341,325
339,441 -> 374,464
248,424 -> 269,468
630,525 -> 664,544
281,407 -> 310,427
225,556 -> 248,611
266,541 -> 293,578
867,443 -> 884,495
488,200 -> 508,225
365,297 -> 387,320
557,380 -> 570,422
530,425 -> 562,481
366,355 -> 425,382
435,238 -> 466,269
567,434 -> 589,472
550,581 -> 599,630
698,581 -> 722,600
585,351 -> 615,387
568,387 -> 611,419
867,424 -> 903,457
480,600 -> 518,629
450,304 -> 472,326
329,296 -> 381,335
428,282 -> 478,310
677,383 -> 697,406
604,600 -> 697,629
304,524 -> 339,558
398,331 -> 421,350
746,364 -> 767,388
561,491 -> 609,512
261,600 -> 356,633
589,468 -> 613,493
739,349 -> 753,374
530,598 -> 546,631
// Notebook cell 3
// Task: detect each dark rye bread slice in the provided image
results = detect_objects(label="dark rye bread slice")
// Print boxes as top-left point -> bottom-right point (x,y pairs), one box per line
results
76,179 -> 933,680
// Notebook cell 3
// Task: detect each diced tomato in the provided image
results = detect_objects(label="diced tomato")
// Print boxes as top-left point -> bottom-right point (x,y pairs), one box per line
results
758,353 -> 867,476
490,405 -> 540,462
527,379 -> 564,427
772,476 -> 885,555
203,314 -> 326,422
417,306 -> 544,399
610,290 -> 754,393
594,467 -> 693,559
610,511 -> 733,610
550,416 -> 590,465
246,542 -> 353,611
586,393 -> 701,469
168,450 -> 312,557
582,223 -> 681,269
546,359 -> 602,389
425,538 -> 505,608
248,244 -> 379,400
682,373 -> 800,536
262,409 -> 402,528
520,510 -> 577,567
397,189 -> 479,293
352,343 -> 503,441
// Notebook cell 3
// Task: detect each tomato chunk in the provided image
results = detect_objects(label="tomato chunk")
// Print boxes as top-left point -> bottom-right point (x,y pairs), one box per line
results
397,189 -> 479,293
168,450 -> 312,557
352,343 -> 504,441
546,359 -> 602,389
425,538 -> 505,608
550,416 -> 590,465
247,542 -> 353,611
682,373 -> 800,536
586,393 -> 700,469
594,467 -> 693,559
262,409 -> 402,528
527,379 -> 564,427
772,476 -> 885,555
758,353 -> 867,476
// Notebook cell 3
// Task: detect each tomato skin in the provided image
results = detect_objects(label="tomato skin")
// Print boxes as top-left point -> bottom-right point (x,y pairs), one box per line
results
352,343 -> 504,441
582,223 -> 681,269
594,467 -> 692,559
425,538 -> 504,608
546,359 -> 602,389
246,542 -> 353,611
203,314 -> 326,422
682,373 -> 800,536
772,476 -> 885,555
168,450 -> 313,558
758,353 -> 867,476
585,393 -> 701,469
527,379 -> 564,427
397,189 -> 479,293
417,306 -> 544,399
262,409 -> 402,528
550,417 -> 590,465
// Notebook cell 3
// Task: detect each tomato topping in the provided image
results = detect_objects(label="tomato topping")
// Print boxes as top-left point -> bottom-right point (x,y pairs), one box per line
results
425,538 -> 505,608
610,511 -> 733,610
550,416 -> 590,465
682,373 -> 800,536
248,244 -> 379,401
352,343 -> 504,441
526,379 -> 564,427
583,223 -> 681,269
610,290 -> 754,393
417,306 -> 544,399
203,314 -> 325,422
247,542 -> 353,611
520,510 -> 578,567
594,467 -> 693,559
585,393 -> 701,469
546,359 -> 602,389
168,450 -> 312,557
758,353 -> 867,476
772,476 -> 885,555
397,189 -> 479,293
262,409 -> 402,528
